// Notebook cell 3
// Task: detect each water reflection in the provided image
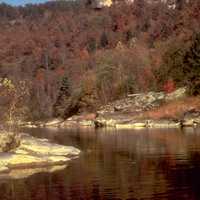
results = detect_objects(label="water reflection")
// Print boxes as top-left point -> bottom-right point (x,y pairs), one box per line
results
1,127 -> 200,200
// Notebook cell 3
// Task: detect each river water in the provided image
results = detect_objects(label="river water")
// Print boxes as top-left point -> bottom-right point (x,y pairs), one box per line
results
1,127 -> 200,200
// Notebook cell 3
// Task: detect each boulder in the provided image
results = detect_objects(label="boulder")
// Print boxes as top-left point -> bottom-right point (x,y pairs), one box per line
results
134,91 -> 165,109
0,132 -> 81,179
182,110 -> 200,126
19,121 -> 38,128
18,134 -> 80,157
0,132 -> 20,152
115,120 -> 147,129
147,119 -> 181,128
95,114 -> 148,129
0,166 -> 9,173
95,114 -> 135,127
78,120 -> 95,126
66,113 -> 96,127
95,116 -> 182,129
44,118 -> 64,127
165,87 -> 187,101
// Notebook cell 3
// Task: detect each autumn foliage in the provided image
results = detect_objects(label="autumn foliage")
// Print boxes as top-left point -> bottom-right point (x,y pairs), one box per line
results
144,97 -> 200,120
0,0 -> 199,119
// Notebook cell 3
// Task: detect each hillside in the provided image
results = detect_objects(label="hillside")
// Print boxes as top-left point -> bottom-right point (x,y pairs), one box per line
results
0,0 -> 199,121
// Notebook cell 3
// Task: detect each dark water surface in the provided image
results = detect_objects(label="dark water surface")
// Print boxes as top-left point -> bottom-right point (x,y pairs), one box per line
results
1,127 -> 200,200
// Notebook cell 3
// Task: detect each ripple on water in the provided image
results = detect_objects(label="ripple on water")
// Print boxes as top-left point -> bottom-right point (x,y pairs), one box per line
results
1,127 -> 200,200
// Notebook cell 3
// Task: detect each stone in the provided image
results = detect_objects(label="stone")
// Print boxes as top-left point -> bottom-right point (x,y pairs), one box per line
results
165,87 -> 187,101
0,132 -> 80,179
147,119 -> 181,128
95,114 -> 134,127
58,113 -> 97,127
19,135 -> 80,157
115,121 -> 147,129
19,122 -> 38,128
0,166 -> 9,173
79,120 -> 95,127
182,110 -> 200,126
134,91 -> 165,108
97,91 -> 166,115
44,118 -> 64,127
94,88 -> 191,129
60,120 -> 78,127
13,148 -> 29,155
95,114 -> 148,129
97,88 -> 187,116
182,119 -> 194,126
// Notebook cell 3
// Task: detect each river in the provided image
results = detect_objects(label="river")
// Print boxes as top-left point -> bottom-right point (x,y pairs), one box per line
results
0,127 -> 200,200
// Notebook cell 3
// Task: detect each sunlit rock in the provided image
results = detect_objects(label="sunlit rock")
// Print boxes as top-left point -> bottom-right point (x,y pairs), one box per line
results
0,166 -> 9,173
147,119 -> 181,128
182,110 -> 200,126
0,165 -> 67,180
165,87 -> 187,101
0,132 -> 80,179
44,118 -> 64,127
19,135 -> 80,156
115,121 -> 147,129
94,0 -> 112,8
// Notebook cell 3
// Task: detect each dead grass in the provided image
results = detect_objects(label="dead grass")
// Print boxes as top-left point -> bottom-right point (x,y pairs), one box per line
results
142,97 -> 200,120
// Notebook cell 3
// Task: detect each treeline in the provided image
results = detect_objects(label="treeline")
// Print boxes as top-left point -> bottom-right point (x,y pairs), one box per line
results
0,0 -> 199,120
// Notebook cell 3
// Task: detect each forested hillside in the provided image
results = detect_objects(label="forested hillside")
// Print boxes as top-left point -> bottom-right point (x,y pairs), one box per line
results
0,0 -> 199,121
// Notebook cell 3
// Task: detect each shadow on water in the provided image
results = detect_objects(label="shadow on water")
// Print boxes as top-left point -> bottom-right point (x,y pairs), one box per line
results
1,127 -> 200,200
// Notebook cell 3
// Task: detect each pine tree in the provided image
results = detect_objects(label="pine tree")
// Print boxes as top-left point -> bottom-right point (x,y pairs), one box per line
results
53,76 -> 71,117
155,33 -> 200,95
59,76 -> 70,96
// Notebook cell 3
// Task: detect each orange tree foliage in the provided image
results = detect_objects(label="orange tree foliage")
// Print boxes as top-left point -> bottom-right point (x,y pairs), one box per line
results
0,0 -> 198,118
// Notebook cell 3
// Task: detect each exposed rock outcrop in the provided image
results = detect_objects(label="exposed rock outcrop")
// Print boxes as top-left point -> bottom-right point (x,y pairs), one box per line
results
165,87 -> 187,101
0,132 -> 80,179
94,115 -> 182,129
97,87 -> 187,115
147,119 -> 181,128
17,134 -> 80,157
182,110 -> 200,126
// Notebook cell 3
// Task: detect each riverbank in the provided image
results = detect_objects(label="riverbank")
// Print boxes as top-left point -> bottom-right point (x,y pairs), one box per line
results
20,88 -> 200,129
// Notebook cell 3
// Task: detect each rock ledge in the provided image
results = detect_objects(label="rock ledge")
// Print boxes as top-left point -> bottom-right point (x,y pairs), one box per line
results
0,132 -> 80,179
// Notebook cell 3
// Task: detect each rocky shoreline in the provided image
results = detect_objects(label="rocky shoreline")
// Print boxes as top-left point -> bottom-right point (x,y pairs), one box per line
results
30,114 -> 199,129
0,132 -> 80,179
20,87 -> 200,129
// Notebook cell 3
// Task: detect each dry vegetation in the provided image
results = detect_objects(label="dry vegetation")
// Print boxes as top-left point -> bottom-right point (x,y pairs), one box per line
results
143,97 -> 200,120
